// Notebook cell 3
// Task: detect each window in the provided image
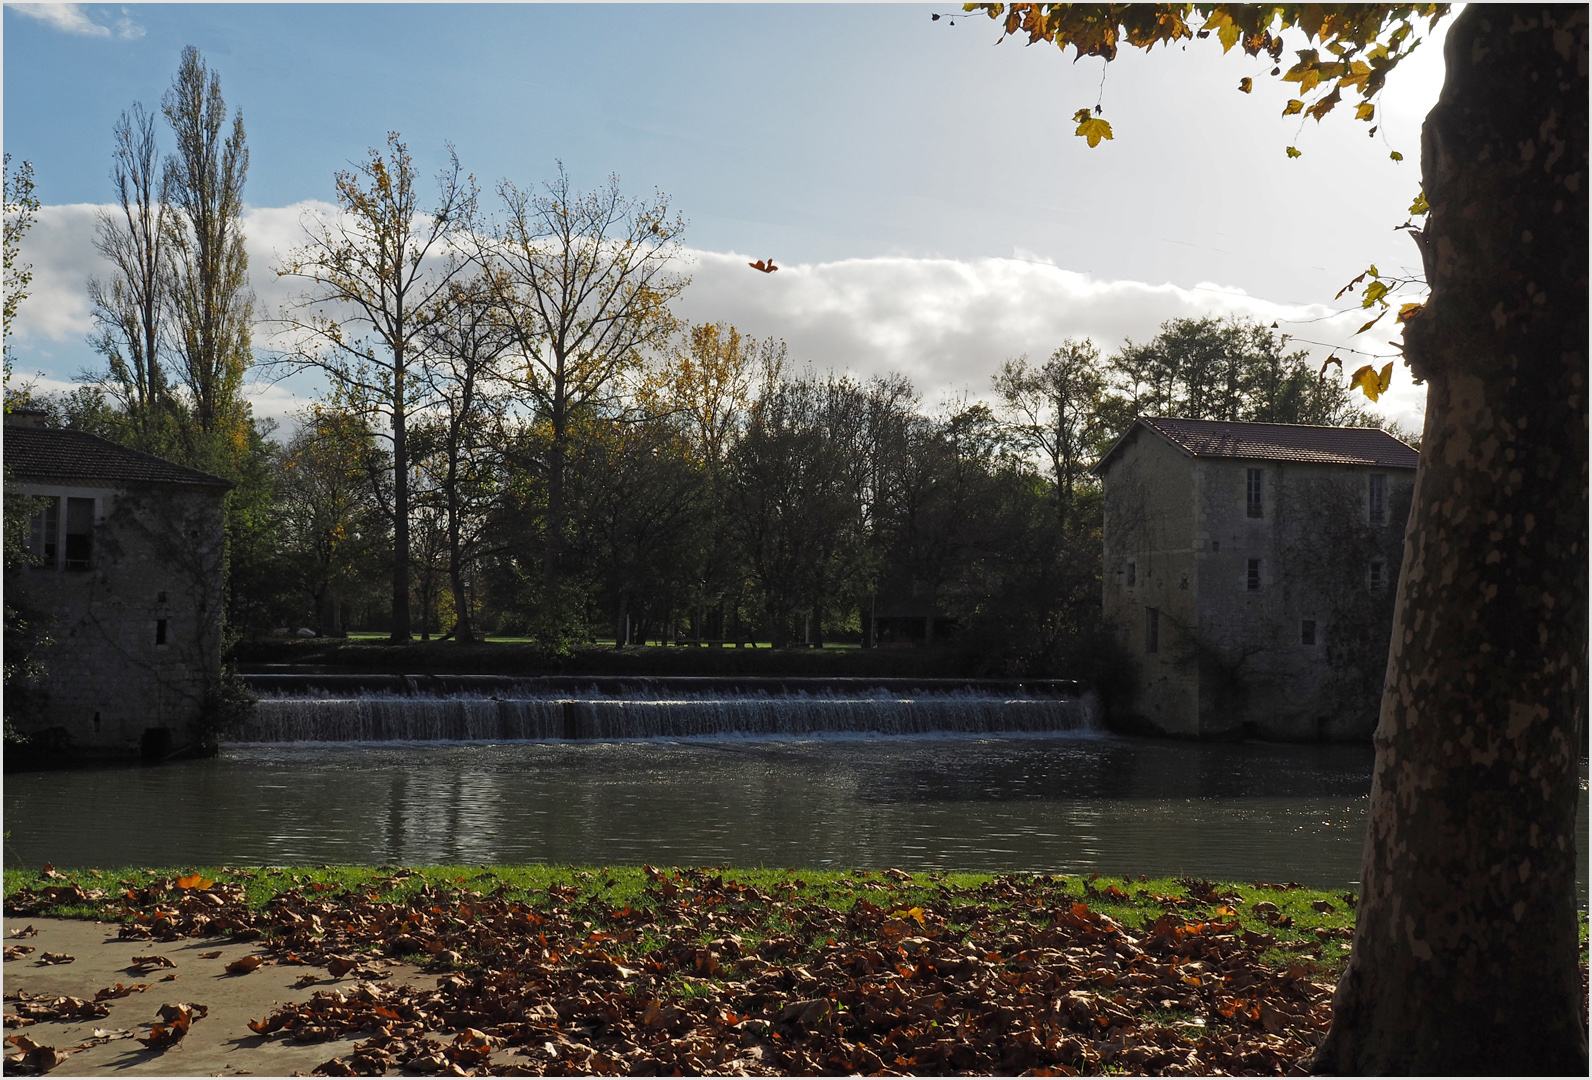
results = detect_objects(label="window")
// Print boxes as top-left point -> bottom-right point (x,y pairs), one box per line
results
1246,468 -> 1263,518
1301,619 -> 1317,646
1126,560 -> 1137,587
1369,559 -> 1386,593
27,497 -> 59,567
1369,473 -> 1387,525
155,619 -> 168,646
1145,607 -> 1160,654
1247,558 -> 1261,591
63,498 -> 94,571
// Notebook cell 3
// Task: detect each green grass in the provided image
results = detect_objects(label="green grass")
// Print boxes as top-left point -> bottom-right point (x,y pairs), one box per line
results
4,865 -> 1358,958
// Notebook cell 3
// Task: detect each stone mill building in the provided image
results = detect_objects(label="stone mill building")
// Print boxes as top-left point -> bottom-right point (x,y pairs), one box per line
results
1096,417 -> 1419,741
4,409 -> 232,759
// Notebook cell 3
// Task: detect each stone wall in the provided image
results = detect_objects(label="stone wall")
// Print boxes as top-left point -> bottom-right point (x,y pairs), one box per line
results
1102,431 -> 1201,736
7,480 -> 227,758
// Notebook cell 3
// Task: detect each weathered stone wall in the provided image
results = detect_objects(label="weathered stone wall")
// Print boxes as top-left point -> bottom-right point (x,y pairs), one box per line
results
7,481 -> 227,758
1102,433 -> 1415,741
1193,459 -> 1414,740
1102,430 -> 1200,736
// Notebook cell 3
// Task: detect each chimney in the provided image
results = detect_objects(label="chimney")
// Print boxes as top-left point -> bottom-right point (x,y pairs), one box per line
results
3,407 -> 50,428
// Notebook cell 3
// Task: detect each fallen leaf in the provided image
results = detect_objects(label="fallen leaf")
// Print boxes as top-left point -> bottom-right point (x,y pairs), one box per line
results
198,950 -> 223,959
37,952 -> 74,965
130,954 -> 176,970
225,955 -> 264,975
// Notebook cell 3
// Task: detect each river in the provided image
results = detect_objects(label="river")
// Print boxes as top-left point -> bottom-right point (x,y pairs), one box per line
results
7,732 -> 1587,893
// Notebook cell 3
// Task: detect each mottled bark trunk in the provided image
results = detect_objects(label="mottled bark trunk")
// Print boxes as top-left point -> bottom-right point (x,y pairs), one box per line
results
1313,7 -> 1587,1074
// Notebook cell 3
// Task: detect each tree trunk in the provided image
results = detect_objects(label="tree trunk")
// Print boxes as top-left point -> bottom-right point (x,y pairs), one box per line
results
545,390 -> 568,593
1312,7 -> 1587,1073
390,373 -> 412,642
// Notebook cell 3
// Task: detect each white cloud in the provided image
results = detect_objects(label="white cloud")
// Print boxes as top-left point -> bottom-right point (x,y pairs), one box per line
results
7,201 -> 1426,439
5,3 -> 143,39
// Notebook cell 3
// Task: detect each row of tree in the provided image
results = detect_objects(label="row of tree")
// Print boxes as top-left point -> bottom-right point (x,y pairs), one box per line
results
16,48 -> 1399,671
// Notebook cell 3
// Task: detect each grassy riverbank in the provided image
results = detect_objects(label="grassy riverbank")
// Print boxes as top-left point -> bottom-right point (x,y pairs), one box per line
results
6,865 -> 1585,1076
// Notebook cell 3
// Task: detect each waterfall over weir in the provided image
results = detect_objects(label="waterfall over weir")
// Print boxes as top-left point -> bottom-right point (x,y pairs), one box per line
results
234,675 -> 1101,743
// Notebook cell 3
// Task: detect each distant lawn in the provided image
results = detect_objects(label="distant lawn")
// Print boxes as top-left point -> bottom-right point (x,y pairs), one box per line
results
337,631 -> 862,650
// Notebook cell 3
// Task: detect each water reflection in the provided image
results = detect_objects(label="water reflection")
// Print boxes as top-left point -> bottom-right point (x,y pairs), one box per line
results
5,733 -> 1587,894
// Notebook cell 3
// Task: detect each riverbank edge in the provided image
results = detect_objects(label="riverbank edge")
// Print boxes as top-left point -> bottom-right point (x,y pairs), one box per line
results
1,864 -> 1364,974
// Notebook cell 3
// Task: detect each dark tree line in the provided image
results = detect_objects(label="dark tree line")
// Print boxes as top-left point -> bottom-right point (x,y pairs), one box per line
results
210,312 -> 1396,677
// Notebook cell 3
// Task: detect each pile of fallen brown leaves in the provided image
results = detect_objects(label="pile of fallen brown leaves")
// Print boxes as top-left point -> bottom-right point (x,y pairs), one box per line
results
5,868 -> 1365,1076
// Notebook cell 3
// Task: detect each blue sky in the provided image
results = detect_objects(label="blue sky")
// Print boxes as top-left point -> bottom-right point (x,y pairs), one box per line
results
4,3 -> 1450,430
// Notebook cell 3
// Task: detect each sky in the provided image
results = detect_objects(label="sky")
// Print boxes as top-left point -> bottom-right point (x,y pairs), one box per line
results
4,2 -> 1451,434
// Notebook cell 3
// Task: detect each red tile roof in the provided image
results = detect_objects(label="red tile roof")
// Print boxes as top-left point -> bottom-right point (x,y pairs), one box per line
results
1097,417 -> 1419,472
2,426 -> 233,489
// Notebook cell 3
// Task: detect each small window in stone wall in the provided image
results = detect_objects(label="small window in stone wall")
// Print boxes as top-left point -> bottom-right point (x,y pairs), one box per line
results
1246,469 -> 1263,518
63,497 -> 94,571
1368,559 -> 1386,593
1146,607 -> 1160,654
1247,559 -> 1261,591
1301,619 -> 1317,645
1126,560 -> 1137,586
1369,473 -> 1387,525
155,618 -> 168,647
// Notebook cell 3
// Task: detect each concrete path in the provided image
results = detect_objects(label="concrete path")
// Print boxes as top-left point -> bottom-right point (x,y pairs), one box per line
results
3,916 -> 427,1076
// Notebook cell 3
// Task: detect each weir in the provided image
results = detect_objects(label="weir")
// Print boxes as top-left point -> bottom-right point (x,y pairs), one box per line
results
233,675 -> 1101,743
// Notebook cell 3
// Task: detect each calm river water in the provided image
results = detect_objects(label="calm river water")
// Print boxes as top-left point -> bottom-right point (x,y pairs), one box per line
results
5,734 -> 1588,893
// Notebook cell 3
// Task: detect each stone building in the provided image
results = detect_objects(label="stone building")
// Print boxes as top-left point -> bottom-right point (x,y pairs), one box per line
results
1096,417 -> 1418,741
4,410 -> 232,758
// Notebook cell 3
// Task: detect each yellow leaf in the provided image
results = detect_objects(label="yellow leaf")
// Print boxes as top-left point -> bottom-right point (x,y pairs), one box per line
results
1238,77 -> 1253,93
1350,362 -> 1395,402
1408,189 -> 1429,215
1282,99 -> 1305,116
1217,23 -> 1241,52
1389,150 -> 1404,161
1285,146 -> 1302,159
1396,302 -> 1424,324
175,874 -> 214,891
1355,102 -> 1375,121
1075,115 -> 1114,147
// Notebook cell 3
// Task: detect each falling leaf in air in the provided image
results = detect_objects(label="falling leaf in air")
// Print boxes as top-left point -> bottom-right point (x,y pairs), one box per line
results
748,259 -> 779,273
1072,109 -> 1114,147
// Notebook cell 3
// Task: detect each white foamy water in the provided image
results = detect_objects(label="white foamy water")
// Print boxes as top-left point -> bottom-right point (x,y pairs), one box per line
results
235,689 -> 1101,743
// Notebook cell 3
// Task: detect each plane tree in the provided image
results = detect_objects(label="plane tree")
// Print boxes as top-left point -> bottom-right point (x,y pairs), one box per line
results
960,4 -> 1587,1072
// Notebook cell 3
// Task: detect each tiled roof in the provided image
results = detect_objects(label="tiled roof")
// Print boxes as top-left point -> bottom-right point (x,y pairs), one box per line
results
1097,417 -> 1419,472
2,426 -> 233,489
